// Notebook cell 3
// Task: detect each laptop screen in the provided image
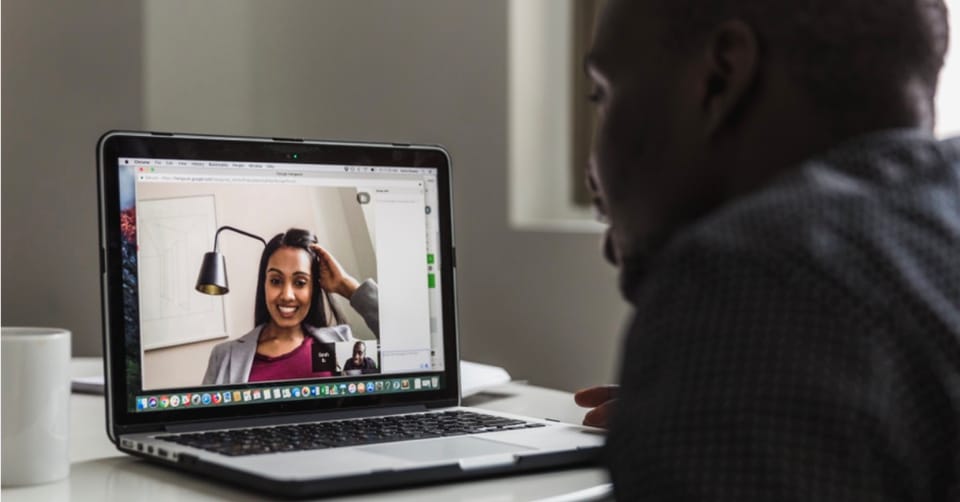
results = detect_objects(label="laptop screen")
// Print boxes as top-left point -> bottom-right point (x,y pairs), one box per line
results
99,133 -> 457,422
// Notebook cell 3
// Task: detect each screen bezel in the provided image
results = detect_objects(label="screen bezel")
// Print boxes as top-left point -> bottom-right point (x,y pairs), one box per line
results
97,131 -> 459,433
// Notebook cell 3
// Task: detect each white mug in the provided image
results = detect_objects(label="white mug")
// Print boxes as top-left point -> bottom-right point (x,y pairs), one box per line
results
1,327 -> 71,486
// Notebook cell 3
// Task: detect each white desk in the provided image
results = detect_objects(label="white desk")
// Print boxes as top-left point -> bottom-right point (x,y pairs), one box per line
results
2,358 -> 609,501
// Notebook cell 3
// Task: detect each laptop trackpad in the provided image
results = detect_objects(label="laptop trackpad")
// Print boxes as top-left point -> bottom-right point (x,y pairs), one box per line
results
361,437 -> 533,463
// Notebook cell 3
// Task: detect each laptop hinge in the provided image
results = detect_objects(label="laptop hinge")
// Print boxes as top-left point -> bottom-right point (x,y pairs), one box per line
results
161,404 -> 429,434
426,398 -> 459,409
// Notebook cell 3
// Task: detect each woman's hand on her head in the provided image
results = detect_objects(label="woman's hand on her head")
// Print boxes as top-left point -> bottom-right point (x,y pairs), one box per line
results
574,384 -> 619,429
311,244 -> 360,298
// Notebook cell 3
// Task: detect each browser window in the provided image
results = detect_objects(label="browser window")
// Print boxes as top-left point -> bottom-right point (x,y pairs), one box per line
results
116,157 -> 445,412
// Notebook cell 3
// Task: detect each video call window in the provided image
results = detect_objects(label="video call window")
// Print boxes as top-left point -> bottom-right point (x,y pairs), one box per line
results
116,158 -> 445,403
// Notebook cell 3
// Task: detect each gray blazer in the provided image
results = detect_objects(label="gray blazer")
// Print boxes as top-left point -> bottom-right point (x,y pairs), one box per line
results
201,279 -> 379,385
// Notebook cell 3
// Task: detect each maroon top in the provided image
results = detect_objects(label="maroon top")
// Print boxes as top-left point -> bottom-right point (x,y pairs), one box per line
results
248,336 -> 333,382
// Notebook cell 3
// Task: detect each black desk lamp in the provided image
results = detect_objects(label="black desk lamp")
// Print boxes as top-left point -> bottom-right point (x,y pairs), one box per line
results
195,225 -> 267,295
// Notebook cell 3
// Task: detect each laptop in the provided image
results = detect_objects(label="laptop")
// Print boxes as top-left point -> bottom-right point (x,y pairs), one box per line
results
96,131 -> 604,498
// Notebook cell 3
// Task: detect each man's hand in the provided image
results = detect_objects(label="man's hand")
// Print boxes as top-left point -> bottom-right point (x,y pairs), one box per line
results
574,385 -> 619,428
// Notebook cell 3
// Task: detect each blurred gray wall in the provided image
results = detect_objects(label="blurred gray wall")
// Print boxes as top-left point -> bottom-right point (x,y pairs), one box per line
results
2,0 -> 629,392
2,0 -> 143,354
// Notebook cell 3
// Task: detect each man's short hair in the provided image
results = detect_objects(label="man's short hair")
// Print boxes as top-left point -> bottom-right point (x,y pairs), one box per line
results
644,0 -> 949,110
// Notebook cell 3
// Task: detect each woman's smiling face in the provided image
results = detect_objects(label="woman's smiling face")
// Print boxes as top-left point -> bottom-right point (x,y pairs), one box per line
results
264,246 -> 313,329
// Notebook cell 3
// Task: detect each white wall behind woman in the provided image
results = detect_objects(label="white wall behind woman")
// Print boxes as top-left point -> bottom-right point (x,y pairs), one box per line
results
142,0 -> 628,392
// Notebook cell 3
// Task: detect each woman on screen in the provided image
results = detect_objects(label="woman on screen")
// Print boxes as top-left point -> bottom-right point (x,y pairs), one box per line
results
202,228 -> 379,385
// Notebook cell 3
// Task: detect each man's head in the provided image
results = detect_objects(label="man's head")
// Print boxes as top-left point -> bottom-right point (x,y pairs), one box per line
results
586,0 -> 949,274
352,341 -> 366,364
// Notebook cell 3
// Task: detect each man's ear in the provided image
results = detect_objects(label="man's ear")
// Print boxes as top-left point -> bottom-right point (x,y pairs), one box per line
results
699,20 -> 759,136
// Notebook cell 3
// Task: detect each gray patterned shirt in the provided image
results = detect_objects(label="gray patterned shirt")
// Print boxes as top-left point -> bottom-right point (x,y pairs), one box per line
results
608,130 -> 960,500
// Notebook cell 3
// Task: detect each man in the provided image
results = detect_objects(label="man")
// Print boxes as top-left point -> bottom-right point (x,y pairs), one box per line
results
342,340 -> 378,374
575,0 -> 959,499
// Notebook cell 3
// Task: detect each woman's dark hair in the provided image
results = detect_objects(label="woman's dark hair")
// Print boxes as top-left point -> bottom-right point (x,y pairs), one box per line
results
254,228 -> 346,328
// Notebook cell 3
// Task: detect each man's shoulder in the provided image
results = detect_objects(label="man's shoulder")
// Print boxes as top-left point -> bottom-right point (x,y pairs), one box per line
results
656,131 -> 960,286
633,133 -> 960,335
610,133 -> 960,500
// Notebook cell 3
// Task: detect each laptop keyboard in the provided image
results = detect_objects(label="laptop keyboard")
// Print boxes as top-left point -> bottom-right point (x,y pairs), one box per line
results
157,410 -> 545,456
